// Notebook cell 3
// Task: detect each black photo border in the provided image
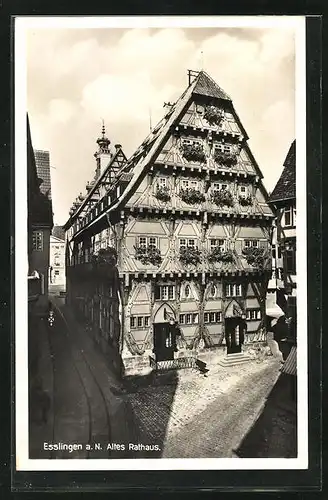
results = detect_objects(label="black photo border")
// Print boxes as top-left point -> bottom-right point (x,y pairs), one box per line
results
0,2 -> 322,495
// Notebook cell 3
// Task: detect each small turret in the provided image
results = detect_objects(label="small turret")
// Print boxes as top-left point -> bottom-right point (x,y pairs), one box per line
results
94,120 -> 112,179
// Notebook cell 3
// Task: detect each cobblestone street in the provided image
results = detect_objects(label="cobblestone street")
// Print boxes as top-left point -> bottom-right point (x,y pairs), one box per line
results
125,355 -> 281,458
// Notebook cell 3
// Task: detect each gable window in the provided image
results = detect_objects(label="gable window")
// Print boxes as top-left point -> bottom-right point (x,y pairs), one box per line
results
32,231 -> 43,251
155,284 -> 175,301
209,285 -> 217,298
185,285 -> 191,298
244,239 -> 259,248
225,283 -> 242,297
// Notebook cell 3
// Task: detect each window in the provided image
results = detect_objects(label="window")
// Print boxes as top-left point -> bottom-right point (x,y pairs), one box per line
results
244,239 -> 259,248
138,236 -> 147,248
204,312 -> 222,323
239,185 -> 248,197
225,283 -> 242,297
130,316 -> 150,329
186,313 -> 192,324
210,239 -> 225,251
284,206 -> 295,227
179,238 -> 196,249
138,236 -> 157,248
148,237 -> 156,248
212,182 -> 228,191
158,177 -> 167,187
32,231 -> 43,251
215,143 -> 232,154
181,179 -> 199,190
246,309 -> 261,320
179,313 -> 199,324
209,285 -> 217,298
185,285 -> 191,298
155,285 -> 175,301
54,270 -> 60,276
285,248 -> 296,274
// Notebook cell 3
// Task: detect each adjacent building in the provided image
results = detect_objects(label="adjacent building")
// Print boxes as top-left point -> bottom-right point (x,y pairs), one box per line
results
49,228 -> 66,287
27,121 -> 53,313
65,70 -> 274,376
267,140 -> 296,349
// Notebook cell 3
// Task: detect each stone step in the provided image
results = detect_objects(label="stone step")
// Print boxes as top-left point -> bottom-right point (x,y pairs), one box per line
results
218,354 -> 251,367
224,352 -> 249,358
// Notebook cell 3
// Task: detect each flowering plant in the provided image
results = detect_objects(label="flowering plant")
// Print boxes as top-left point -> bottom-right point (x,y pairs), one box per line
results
134,245 -> 162,266
208,248 -> 235,263
239,195 -> 253,206
242,247 -> 268,269
179,187 -> 205,205
179,247 -> 202,266
210,189 -> 234,207
181,143 -> 206,163
204,105 -> 224,126
155,185 -> 171,202
214,151 -> 238,167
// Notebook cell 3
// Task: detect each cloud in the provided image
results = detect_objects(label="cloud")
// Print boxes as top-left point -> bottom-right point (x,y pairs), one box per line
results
26,25 -> 295,224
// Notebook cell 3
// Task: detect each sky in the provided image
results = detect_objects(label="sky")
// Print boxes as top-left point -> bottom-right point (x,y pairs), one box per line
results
26,24 -> 296,225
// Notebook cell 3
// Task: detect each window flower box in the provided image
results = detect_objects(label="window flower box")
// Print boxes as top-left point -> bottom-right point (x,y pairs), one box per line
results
242,247 -> 268,269
239,195 -> 253,206
181,143 -> 206,163
179,187 -> 205,205
179,247 -> 202,266
134,245 -> 162,266
210,189 -> 234,207
204,105 -> 224,126
90,247 -> 118,280
155,185 -> 171,202
208,248 -> 235,263
214,151 -> 238,167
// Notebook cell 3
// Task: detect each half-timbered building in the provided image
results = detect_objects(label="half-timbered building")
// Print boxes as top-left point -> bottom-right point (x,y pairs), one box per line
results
65,70 -> 274,376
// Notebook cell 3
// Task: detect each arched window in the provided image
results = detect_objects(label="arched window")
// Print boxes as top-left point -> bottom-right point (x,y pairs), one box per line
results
185,285 -> 191,298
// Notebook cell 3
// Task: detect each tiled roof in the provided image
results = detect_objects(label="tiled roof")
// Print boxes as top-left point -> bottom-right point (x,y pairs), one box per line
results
193,71 -> 231,101
52,225 -> 65,240
34,150 -> 52,200
281,345 -> 297,376
269,140 -> 296,203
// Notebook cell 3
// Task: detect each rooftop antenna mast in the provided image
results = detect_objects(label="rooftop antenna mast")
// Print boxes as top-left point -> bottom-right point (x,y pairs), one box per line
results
200,50 -> 204,71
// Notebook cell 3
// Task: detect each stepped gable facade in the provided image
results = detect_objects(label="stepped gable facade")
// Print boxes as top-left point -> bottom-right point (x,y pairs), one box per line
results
65,70 -> 274,376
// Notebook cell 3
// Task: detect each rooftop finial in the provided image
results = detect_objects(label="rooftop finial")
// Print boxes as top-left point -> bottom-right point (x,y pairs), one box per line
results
96,119 -> 111,150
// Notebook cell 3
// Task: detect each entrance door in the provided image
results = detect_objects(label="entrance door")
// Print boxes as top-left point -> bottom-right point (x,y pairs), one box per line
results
225,317 -> 243,354
153,323 -> 174,361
